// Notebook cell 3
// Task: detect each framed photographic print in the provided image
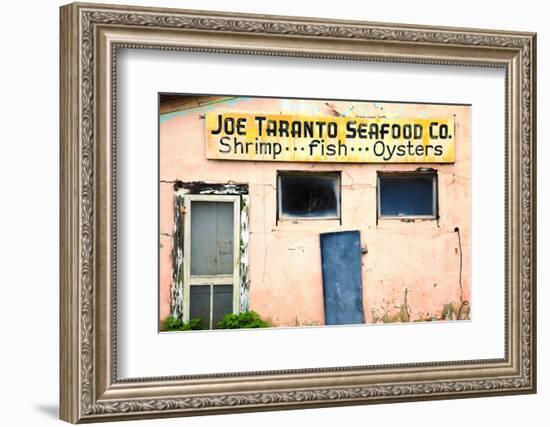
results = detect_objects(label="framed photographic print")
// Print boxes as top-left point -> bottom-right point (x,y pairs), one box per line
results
60,2 -> 537,423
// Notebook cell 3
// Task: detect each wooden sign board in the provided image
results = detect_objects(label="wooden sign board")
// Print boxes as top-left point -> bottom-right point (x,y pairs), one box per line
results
205,112 -> 455,163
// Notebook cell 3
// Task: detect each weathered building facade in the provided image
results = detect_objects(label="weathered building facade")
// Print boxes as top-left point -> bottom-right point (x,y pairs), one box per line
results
159,95 -> 471,329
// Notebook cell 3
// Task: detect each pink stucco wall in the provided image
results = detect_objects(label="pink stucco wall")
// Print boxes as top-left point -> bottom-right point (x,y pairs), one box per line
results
159,97 -> 471,326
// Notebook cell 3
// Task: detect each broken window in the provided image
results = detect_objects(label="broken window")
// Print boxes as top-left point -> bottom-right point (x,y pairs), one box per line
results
277,172 -> 341,220
378,172 -> 438,218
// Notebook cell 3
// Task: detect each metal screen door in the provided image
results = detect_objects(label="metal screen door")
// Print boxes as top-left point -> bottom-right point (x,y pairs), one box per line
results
183,195 -> 241,328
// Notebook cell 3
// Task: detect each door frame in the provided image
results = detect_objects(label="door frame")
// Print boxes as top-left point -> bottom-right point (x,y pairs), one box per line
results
182,194 -> 241,325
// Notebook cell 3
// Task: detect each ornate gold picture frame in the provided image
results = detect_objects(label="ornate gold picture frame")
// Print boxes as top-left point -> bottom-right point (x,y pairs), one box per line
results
60,2 -> 536,423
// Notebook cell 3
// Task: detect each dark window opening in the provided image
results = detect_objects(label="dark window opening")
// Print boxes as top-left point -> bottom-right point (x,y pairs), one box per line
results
378,173 -> 437,218
278,172 -> 341,219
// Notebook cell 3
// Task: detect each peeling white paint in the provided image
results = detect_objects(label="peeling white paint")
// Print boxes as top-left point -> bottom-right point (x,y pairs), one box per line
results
239,195 -> 250,312
170,191 -> 186,319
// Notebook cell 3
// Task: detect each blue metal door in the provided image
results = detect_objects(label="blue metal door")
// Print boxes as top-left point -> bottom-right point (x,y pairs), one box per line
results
320,230 -> 364,325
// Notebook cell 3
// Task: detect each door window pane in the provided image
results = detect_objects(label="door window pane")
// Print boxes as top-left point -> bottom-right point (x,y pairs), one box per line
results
190,201 -> 234,275
212,285 -> 234,329
189,285 -> 210,325
379,174 -> 436,217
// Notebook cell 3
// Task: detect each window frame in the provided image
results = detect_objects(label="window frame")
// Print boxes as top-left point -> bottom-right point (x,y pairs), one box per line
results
377,171 -> 439,220
182,194 -> 241,328
276,170 -> 342,221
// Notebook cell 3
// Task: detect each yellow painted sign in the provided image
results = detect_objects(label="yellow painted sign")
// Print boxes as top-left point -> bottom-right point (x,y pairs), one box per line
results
205,113 -> 455,163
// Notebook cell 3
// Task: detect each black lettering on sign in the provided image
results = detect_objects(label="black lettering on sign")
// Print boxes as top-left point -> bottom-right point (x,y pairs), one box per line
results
211,115 -> 247,135
219,136 -> 231,153
429,122 -> 451,139
345,121 -> 357,138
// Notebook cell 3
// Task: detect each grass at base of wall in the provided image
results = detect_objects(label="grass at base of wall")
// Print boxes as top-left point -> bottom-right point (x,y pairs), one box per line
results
161,311 -> 270,331
216,311 -> 270,329
161,317 -> 205,331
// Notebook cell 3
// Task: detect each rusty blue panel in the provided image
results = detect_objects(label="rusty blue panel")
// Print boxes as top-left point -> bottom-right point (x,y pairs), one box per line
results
320,230 -> 364,325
